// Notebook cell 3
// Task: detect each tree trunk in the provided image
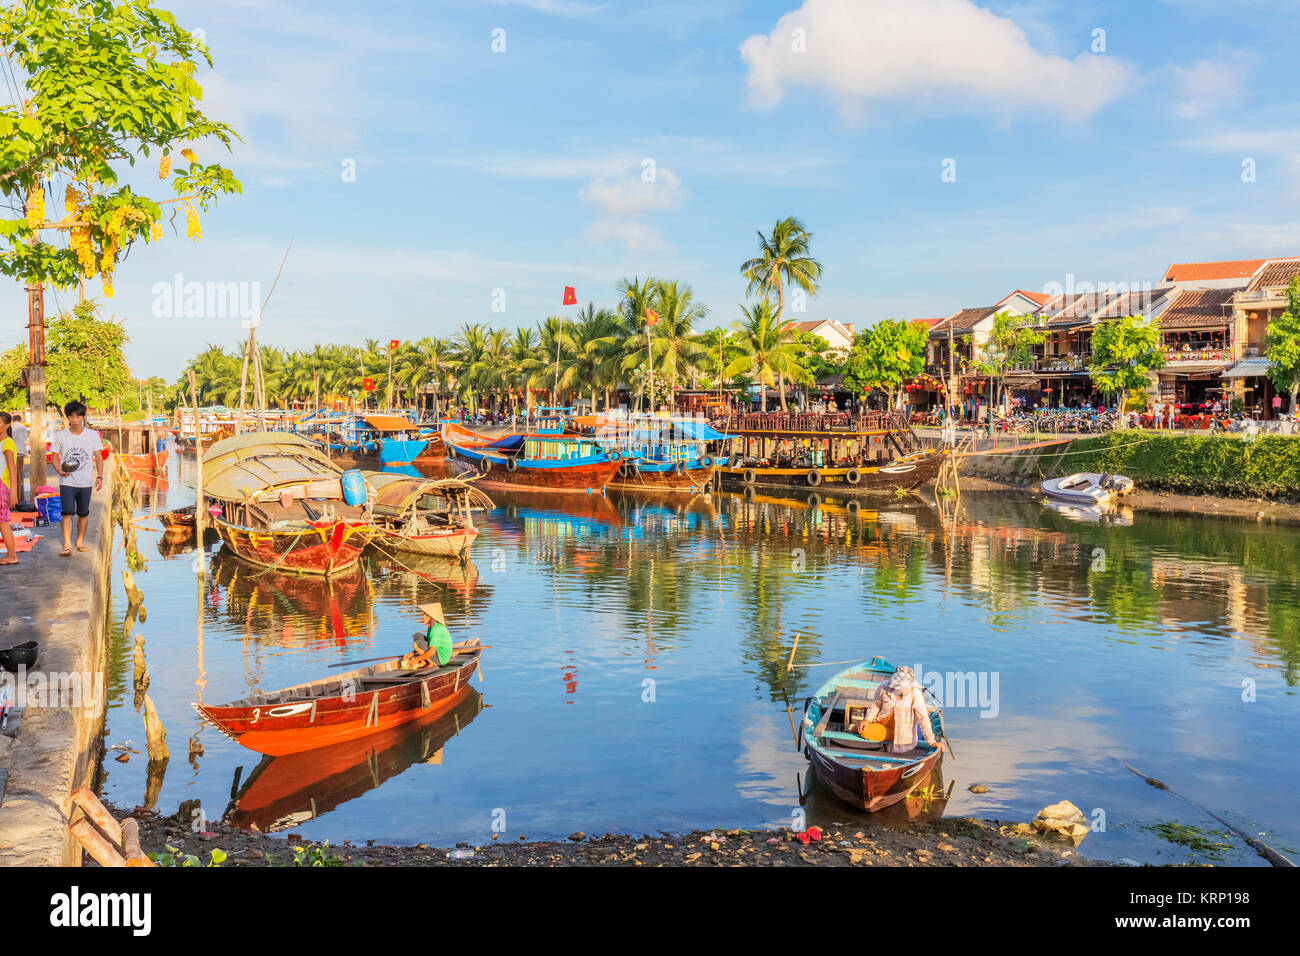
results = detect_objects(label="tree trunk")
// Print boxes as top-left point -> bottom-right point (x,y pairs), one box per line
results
777,281 -> 788,412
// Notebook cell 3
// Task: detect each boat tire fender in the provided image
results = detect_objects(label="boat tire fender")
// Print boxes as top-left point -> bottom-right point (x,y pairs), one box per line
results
806,469 -> 822,487
742,468 -> 756,484
845,468 -> 861,485
609,449 -> 622,462
505,456 -> 518,472
699,455 -> 712,468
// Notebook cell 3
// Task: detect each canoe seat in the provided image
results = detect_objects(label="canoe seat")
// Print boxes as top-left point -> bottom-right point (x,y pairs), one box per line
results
819,729 -> 886,750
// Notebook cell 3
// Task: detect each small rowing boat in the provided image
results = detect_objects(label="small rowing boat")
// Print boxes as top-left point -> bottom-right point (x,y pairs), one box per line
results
801,656 -> 945,812
364,472 -> 494,558
194,638 -> 485,756
1040,472 -> 1134,506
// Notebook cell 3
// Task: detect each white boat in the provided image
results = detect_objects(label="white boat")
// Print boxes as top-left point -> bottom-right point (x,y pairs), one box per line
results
1040,472 -> 1134,506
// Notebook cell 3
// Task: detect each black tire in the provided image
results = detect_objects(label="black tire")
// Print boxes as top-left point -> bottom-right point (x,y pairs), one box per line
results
845,468 -> 861,485
699,455 -> 712,468
479,459 -> 491,475
742,468 -> 756,484
806,469 -> 822,487
806,492 -> 822,509
846,500 -> 860,516
626,458 -> 639,475
505,456 -> 518,472
608,449 -> 622,462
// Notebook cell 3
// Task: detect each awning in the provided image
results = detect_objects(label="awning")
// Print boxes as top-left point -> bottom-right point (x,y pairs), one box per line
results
1220,358 -> 1271,379
363,414 -> 416,432
1158,362 -> 1231,376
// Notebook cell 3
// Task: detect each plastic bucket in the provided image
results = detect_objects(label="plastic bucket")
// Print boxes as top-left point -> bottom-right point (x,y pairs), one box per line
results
36,492 -> 62,523
340,469 -> 367,506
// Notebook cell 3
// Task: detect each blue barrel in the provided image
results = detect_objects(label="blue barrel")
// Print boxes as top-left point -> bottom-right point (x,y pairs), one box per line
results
36,493 -> 62,523
340,469 -> 367,506
156,437 -> 166,453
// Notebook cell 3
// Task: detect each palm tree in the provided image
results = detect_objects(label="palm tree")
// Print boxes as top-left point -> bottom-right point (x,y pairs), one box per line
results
740,217 -> 822,410
561,303 -> 618,409
451,323 -> 489,409
620,280 -> 708,407
724,300 -> 805,412
616,276 -> 657,409
505,327 -> 542,418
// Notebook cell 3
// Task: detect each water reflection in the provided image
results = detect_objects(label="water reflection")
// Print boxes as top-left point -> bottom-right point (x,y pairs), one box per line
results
225,689 -> 484,832
101,461 -> 1300,860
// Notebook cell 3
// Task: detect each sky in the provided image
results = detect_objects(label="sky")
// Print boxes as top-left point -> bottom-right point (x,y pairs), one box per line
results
5,0 -> 1300,377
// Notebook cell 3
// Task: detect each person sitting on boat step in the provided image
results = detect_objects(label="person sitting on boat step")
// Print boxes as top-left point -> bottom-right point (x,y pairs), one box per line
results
857,665 -> 940,754
402,602 -> 454,670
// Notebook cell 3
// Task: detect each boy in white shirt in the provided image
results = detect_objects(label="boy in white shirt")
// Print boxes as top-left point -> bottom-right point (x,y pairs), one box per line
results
50,400 -> 104,556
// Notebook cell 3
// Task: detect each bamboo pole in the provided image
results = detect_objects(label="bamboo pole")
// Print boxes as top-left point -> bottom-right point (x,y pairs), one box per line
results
236,328 -> 251,436
189,371 -> 204,541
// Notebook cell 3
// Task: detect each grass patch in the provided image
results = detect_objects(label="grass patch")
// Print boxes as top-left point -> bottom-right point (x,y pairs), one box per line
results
1143,822 -> 1234,859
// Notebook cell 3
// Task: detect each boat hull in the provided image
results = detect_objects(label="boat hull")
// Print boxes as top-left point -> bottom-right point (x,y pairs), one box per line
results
373,525 -> 478,557
195,649 -> 482,756
606,463 -> 716,493
719,451 -> 945,493
116,448 -> 169,475
806,744 -> 944,812
213,516 -> 371,577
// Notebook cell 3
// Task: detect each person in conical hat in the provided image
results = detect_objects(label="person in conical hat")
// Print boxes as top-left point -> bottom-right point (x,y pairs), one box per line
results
402,602 -> 454,669
858,665 -> 940,754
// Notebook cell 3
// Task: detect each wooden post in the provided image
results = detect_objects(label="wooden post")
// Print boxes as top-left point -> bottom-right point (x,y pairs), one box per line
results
189,371 -> 204,541
237,327 -> 251,436
142,694 -> 169,763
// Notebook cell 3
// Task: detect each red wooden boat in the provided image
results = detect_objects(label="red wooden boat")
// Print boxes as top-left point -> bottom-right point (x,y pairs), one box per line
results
116,448 -> 169,476
202,433 -> 373,577
800,657 -> 946,812
441,421 -> 622,493
194,638 -> 484,756
223,689 -> 483,831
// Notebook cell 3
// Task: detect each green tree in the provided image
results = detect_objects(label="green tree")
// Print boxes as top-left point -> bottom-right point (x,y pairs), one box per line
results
740,217 -> 822,411
843,319 -> 927,409
724,300 -> 805,412
972,312 -> 1045,413
1266,277 -> 1300,417
0,300 -> 131,410
1088,315 -> 1165,421
0,0 -> 241,290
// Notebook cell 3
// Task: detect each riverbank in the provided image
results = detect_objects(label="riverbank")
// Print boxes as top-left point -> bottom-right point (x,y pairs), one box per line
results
0,465 -> 115,866
106,802 -> 1102,866
953,432 -> 1300,515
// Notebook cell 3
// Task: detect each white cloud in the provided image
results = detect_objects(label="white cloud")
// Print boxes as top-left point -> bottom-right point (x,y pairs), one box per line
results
578,169 -> 683,218
1170,51 -> 1250,118
582,219 -> 672,253
739,0 -> 1135,119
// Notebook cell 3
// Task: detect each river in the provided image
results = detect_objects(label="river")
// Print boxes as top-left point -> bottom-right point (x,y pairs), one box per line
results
96,453 -> 1300,865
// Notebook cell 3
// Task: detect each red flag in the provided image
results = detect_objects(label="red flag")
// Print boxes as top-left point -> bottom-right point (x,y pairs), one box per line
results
362,377 -> 376,392
562,286 -> 577,305
389,339 -> 400,350
645,308 -> 660,327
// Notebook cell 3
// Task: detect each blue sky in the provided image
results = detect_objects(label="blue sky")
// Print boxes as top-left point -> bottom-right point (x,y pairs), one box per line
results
5,0 -> 1300,376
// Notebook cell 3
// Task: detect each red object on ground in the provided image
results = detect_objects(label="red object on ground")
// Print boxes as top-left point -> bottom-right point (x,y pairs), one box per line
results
562,286 -> 577,305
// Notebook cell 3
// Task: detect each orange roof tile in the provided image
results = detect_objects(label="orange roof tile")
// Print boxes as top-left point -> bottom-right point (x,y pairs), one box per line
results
1162,259 -> 1268,282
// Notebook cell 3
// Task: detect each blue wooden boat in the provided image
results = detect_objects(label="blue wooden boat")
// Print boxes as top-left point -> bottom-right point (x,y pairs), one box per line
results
589,414 -> 726,492
801,656 -> 945,811
441,412 -> 631,493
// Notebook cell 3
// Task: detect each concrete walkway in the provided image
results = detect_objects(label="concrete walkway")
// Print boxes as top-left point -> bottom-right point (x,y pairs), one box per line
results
0,467 -> 114,866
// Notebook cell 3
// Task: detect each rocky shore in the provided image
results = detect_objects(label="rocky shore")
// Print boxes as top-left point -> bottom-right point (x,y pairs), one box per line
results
107,801 -> 1106,867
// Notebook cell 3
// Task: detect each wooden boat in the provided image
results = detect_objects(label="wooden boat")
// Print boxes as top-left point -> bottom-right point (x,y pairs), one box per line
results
115,447 -> 169,476
364,472 -> 494,558
223,689 -> 483,832
194,637 -> 485,756
801,656 -> 945,812
295,412 -> 440,467
589,413 -> 724,493
441,417 -> 623,493
157,504 -> 196,534
1041,472 -> 1134,506
716,411 -> 946,494
201,432 -> 373,577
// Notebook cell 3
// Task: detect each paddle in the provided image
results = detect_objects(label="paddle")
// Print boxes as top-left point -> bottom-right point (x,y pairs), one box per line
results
327,642 -> 491,669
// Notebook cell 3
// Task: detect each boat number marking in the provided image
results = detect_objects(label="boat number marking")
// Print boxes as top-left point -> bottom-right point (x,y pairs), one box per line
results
267,703 -> 314,718
901,764 -> 922,778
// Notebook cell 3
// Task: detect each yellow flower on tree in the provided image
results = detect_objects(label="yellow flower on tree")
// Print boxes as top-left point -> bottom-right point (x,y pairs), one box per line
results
180,148 -> 197,163
158,154 -> 171,178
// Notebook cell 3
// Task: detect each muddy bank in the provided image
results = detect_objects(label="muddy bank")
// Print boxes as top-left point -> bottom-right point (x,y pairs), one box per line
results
105,802 -> 1107,867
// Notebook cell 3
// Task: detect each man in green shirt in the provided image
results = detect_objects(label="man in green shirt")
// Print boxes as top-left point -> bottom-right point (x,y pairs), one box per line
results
403,602 -> 454,669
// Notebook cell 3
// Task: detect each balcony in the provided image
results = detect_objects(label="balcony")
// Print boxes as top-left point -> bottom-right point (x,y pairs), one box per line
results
1162,348 -> 1233,363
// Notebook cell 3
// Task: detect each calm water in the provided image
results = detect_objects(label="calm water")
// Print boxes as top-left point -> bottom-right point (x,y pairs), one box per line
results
98,453 -> 1300,864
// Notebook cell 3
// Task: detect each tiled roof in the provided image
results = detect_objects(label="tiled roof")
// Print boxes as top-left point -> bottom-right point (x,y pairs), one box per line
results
940,307 -> 996,333
910,318 -> 945,329
1094,288 -> 1169,319
1046,291 -> 1117,327
1163,259 -> 1268,282
1157,288 -> 1235,328
791,321 -> 823,332
1003,289 -> 1051,307
1245,258 -> 1300,292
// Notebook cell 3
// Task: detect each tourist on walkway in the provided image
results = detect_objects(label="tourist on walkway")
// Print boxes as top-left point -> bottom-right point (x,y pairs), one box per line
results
0,412 -> 17,566
9,413 -> 27,503
49,400 -> 104,557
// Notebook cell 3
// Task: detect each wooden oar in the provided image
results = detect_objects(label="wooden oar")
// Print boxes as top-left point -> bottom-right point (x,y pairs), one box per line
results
327,642 -> 491,669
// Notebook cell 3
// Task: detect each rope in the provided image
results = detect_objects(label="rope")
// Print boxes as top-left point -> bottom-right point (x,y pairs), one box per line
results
959,435 -> 1154,459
